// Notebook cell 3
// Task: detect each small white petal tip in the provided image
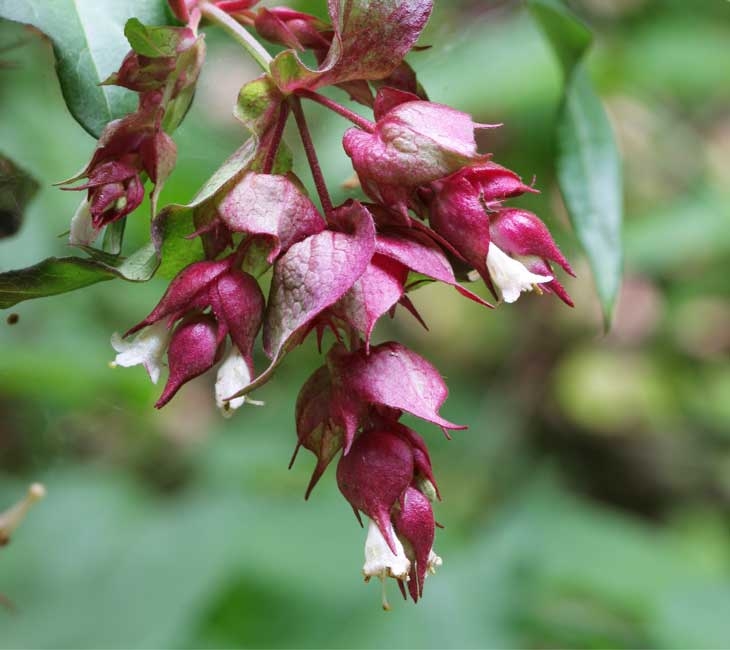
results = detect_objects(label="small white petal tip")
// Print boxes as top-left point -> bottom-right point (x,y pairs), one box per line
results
69,199 -> 100,246
110,321 -> 170,385
215,348 -> 260,417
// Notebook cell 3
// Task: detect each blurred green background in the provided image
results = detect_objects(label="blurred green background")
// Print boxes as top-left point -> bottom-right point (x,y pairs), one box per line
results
1,0 -> 730,647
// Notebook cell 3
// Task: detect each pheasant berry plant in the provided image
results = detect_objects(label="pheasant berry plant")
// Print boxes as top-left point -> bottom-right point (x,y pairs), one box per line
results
0,0 -> 601,610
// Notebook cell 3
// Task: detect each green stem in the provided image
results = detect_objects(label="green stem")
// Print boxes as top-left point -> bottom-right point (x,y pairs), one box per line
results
200,1 -> 272,71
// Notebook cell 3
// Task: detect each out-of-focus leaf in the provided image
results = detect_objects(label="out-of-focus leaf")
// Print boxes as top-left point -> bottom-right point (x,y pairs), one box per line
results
0,153 -> 39,239
529,0 -> 623,326
528,0 -> 592,73
626,190 -> 730,274
0,0 -> 169,138
557,66 -> 623,324
0,244 -> 157,309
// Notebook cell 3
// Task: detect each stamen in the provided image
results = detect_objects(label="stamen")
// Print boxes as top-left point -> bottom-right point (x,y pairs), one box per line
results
380,573 -> 391,611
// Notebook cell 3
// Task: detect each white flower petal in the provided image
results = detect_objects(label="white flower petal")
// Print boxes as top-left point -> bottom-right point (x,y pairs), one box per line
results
486,243 -> 552,303
69,199 -> 100,246
426,549 -> 443,576
110,321 -> 170,384
362,519 -> 410,581
215,347 -> 260,417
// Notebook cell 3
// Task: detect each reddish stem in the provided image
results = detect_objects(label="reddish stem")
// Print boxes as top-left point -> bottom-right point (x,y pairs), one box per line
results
297,90 -> 375,132
289,96 -> 333,217
262,103 -> 290,175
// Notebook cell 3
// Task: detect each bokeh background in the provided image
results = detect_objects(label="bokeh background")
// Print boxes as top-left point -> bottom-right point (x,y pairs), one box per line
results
1,0 -> 730,647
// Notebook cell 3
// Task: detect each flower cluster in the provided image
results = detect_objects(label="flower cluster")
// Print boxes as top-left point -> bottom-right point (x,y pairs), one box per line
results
80,0 -> 575,607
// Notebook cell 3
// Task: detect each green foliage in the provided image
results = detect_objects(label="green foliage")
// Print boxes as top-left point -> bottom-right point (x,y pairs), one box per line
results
529,0 -> 623,326
152,140 -> 257,278
0,245 -> 158,309
557,67 -> 623,326
0,0 -> 170,138
1,2 -> 729,648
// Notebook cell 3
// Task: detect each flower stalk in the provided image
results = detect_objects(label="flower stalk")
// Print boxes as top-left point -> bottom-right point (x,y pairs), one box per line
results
199,0 -> 272,71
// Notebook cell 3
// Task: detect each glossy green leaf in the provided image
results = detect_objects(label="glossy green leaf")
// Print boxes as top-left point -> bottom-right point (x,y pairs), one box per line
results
0,0 -> 169,138
528,0 -> 623,325
0,243 -> 158,309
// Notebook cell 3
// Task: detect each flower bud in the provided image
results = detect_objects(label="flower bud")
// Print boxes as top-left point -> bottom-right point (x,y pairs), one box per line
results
393,424 -> 440,500
209,269 -> 265,359
392,486 -> 437,602
106,50 -> 178,92
127,259 -> 230,335
428,174 -> 493,287
77,161 -> 145,228
155,315 -> 223,408
336,430 -> 414,552
489,208 -> 574,277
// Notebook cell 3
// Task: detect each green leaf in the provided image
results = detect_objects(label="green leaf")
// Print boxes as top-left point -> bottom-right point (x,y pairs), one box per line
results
0,243 -> 158,309
557,67 -> 623,324
0,0 -> 170,138
152,140 -> 257,278
528,0 -> 592,75
528,0 -> 623,326
124,17 -> 181,58
101,219 -> 126,255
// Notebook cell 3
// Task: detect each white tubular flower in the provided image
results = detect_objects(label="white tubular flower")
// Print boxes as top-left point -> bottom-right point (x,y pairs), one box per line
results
110,321 -> 171,384
69,199 -> 100,246
362,519 -> 411,610
0,483 -> 46,546
486,242 -> 552,303
215,347 -> 263,417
